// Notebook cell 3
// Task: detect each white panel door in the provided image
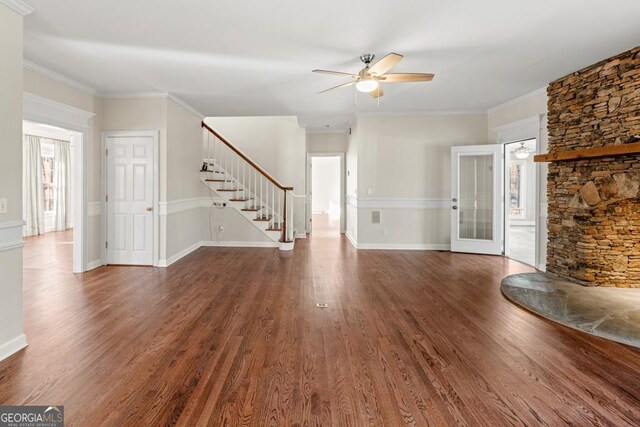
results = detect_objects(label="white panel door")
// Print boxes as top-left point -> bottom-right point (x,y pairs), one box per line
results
450,145 -> 503,255
106,136 -> 154,265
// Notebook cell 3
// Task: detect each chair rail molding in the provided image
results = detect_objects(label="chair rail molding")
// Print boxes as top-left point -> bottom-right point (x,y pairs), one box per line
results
0,220 -> 26,252
346,196 -> 449,209
0,0 -> 34,15
159,197 -> 223,216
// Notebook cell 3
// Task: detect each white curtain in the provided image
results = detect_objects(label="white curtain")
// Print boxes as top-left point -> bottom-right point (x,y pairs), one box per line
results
53,139 -> 72,231
23,135 -> 44,237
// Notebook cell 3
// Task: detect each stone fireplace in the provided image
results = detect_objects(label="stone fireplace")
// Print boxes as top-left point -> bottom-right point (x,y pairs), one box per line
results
545,46 -> 640,287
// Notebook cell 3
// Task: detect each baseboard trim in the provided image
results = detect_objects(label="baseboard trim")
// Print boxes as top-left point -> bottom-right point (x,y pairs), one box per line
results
0,334 -> 27,363
356,243 -> 451,251
158,241 -> 202,267
345,231 -> 358,248
158,240 -> 280,267
86,259 -> 103,271
201,240 -> 278,248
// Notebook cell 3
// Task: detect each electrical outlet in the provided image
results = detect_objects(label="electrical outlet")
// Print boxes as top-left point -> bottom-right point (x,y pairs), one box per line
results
0,198 -> 7,214
218,225 -> 224,232
382,228 -> 388,236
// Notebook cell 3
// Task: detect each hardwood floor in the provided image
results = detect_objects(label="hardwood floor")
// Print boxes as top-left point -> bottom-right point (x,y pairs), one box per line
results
2,217 -> 640,425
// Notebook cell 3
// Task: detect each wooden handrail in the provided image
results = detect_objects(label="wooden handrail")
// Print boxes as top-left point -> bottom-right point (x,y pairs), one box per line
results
202,121 -> 294,191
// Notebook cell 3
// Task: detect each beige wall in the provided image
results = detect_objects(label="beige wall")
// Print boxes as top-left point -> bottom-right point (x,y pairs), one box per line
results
307,132 -> 349,153
0,4 -> 26,360
487,91 -> 547,143
349,114 -> 488,247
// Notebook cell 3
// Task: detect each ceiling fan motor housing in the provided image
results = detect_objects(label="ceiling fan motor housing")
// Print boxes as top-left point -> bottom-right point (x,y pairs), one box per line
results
360,54 -> 375,66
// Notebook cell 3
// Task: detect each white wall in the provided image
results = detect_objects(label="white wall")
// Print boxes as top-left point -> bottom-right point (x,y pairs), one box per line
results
205,116 -> 307,236
311,156 -> 340,215
348,114 -> 488,248
0,3 -> 27,361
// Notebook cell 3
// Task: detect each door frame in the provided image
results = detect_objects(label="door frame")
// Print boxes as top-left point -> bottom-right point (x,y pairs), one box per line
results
493,115 -> 542,268
23,92 -> 94,273
306,152 -> 346,234
450,144 -> 504,255
101,130 -> 160,266
503,138 -> 538,267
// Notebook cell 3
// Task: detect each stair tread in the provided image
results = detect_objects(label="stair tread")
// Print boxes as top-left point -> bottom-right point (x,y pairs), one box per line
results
218,189 -> 239,192
229,198 -> 253,202
241,207 -> 262,211
266,227 -> 282,231
254,216 -> 273,222
205,179 -> 226,182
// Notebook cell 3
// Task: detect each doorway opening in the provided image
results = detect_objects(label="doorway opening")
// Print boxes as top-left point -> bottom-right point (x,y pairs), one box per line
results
504,138 -> 537,266
307,153 -> 345,237
22,121 -> 78,272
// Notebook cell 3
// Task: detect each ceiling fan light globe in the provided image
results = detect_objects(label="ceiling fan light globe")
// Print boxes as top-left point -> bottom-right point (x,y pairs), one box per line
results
356,79 -> 379,93
514,146 -> 530,159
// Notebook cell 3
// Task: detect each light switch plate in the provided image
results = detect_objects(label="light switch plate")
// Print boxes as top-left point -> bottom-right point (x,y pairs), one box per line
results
0,198 -> 7,214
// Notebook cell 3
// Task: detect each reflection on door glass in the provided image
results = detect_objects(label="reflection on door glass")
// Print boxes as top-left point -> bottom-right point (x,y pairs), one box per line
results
509,163 -> 525,219
458,154 -> 493,240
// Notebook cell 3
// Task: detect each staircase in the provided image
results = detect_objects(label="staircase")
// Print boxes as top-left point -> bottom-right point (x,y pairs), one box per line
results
200,122 -> 295,250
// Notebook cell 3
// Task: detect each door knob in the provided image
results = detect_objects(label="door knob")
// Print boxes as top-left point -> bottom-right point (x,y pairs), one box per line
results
146,207 -> 153,212
452,206 -> 458,210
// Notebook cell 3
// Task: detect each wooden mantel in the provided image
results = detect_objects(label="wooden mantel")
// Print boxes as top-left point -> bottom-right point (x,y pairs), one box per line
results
534,142 -> 640,163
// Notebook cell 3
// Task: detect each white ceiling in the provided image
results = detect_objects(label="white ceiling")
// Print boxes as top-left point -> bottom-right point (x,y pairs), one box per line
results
22,0 -> 640,130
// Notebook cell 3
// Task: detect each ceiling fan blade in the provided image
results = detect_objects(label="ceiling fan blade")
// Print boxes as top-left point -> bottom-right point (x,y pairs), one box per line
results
312,69 -> 357,78
319,81 -> 355,94
368,53 -> 403,76
381,73 -> 434,82
369,85 -> 384,98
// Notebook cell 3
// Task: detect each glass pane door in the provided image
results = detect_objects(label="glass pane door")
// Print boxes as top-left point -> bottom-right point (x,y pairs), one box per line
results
451,145 -> 503,255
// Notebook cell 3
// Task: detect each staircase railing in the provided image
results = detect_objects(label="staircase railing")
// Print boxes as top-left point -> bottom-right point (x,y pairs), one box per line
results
201,122 -> 294,243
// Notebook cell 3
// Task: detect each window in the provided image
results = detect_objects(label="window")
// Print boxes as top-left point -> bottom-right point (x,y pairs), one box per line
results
509,162 -> 525,219
41,142 -> 55,213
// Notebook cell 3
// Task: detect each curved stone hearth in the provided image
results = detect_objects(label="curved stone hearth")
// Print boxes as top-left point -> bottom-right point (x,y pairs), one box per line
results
501,273 -> 640,348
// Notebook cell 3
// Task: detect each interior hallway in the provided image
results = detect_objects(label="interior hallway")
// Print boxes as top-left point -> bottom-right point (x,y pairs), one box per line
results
2,227 -> 640,425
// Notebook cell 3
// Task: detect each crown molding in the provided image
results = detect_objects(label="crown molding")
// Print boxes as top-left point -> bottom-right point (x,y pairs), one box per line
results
99,91 -> 205,118
356,109 -> 486,118
24,60 -> 97,95
167,93 -> 205,119
98,91 -> 169,99
0,0 -> 34,15
486,86 -> 548,114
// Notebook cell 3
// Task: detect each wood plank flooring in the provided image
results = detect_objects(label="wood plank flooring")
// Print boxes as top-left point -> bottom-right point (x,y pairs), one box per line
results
1,217 -> 640,425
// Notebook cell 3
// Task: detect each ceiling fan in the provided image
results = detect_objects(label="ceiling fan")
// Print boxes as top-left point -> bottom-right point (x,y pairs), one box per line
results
313,53 -> 434,98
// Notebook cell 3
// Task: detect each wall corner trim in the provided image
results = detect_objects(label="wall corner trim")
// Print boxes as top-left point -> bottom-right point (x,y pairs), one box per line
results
0,0 -> 34,15
0,334 -> 28,363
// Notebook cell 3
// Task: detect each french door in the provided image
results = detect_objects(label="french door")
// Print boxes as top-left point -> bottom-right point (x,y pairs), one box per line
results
450,145 -> 503,255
